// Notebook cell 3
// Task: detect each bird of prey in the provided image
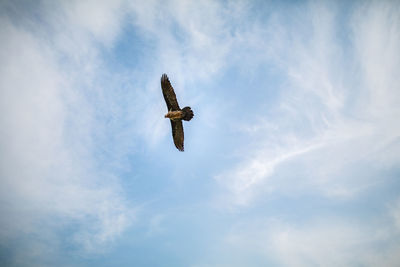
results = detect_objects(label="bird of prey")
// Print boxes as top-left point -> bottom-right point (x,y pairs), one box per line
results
161,74 -> 194,151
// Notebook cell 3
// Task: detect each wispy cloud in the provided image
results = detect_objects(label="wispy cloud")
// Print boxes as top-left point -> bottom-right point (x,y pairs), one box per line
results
215,0 -> 400,206
221,209 -> 400,267
0,0 -> 243,262
1,0 -> 399,266
0,1 -> 135,263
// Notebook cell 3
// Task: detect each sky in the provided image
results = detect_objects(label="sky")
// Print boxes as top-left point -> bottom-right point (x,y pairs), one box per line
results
0,0 -> 400,266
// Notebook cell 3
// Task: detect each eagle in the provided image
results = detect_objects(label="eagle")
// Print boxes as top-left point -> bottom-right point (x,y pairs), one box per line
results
161,74 -> 194,151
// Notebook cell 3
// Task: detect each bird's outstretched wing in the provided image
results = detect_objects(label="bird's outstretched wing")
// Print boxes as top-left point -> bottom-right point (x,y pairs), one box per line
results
161,74 -> 180,111
171,120 -> 184,151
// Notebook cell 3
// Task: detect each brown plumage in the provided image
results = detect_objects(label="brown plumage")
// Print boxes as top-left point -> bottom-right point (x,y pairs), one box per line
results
161,74 -> 194,151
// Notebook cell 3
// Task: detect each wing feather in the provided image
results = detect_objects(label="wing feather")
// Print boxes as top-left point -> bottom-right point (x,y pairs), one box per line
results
171,120 -> 184,151
161,74 -> 180,111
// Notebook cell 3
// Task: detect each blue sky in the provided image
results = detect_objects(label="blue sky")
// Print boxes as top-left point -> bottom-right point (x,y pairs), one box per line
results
1,0 -> 400,266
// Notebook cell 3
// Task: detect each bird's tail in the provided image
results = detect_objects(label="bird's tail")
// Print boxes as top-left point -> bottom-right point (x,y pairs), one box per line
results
182,106 -> 194,121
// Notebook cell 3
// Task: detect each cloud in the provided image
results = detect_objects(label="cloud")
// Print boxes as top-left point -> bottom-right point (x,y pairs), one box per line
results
219,198 -> 400,267
214,0 -> 400,206
0,1 -> 135,263
0,0 -> 243,262
60,0 -> 125,46
128,0 -> 233,79
1,0 -> 399,266
390,198 -> 400,232
266,221 -> 389,267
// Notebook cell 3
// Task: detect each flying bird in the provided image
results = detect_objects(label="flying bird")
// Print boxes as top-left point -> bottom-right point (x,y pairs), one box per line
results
161,74 -> 194,151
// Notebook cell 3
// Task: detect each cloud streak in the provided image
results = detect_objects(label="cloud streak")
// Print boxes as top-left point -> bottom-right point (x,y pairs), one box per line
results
1,0 -> 399,266
215,0 -> 400,206
221,210 -> 400,267
0,1 -> 135,263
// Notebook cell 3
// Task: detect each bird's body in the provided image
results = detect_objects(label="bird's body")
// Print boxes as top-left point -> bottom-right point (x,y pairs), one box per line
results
164,110 -> 183,120
161,74 -> 194,151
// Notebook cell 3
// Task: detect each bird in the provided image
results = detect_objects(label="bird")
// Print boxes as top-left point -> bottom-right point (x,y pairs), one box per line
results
161,74 -> 194,151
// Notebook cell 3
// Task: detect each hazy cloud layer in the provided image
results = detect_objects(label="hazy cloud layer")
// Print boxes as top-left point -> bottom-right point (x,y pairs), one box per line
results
1,0 -> 399,266
215,0 -> 400,205
0,1 -> 134,264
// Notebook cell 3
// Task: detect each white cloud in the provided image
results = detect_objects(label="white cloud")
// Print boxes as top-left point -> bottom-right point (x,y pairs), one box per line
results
60,0 -> 125,46
221,205 -> 400,267
267,218 -> 400,267
127,0 -> 252,81
0,1 -> 134,262
390,198 -> 400,232
215,138 -> 323,205
1,0 -> 244,260
215,0 -> 400,206
2,0 -> 399,265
